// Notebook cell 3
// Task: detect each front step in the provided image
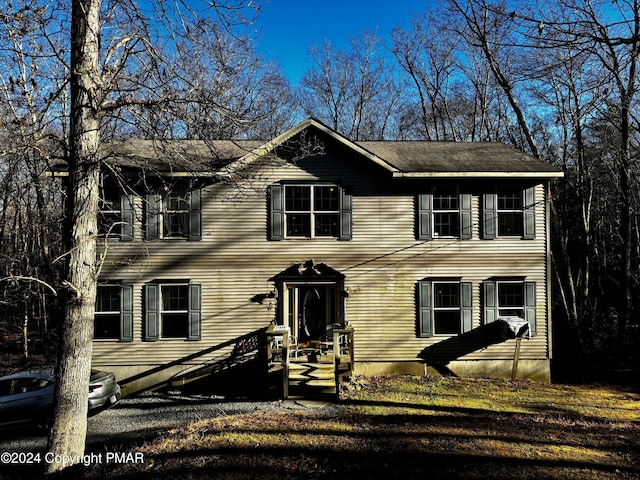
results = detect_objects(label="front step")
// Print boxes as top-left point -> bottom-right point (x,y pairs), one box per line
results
288,362 -> 336,393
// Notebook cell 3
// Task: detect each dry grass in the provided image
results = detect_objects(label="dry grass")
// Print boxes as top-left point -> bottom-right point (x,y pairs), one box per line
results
68,376 -> 639,479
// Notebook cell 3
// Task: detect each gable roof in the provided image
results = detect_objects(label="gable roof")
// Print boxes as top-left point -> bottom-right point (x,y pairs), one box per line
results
48,118 -> 563,179
227,118 -> 562,178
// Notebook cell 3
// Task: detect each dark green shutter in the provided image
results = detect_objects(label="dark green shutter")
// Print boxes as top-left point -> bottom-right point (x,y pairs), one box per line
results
483,280 -> 497,324
268,184 -> 284,240
120,285 -> 134,342
145,194 -> 161,240
418,281 -> 433,337
187,284 -> 201,340
144,284 -> 160,341
523,186 -> 536,240
461,282 -> 473,332
460,193 -> 472,240
482,193 -> 496,239
120,194 -> 134,241
417,194 -> 432,240
525,281 -> 537,336
189,188 -> 202,241
339,187 -> 352,240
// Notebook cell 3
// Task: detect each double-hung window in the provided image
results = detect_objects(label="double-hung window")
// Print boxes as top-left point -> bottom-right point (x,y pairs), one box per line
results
144,282 -> 201,341
483,279 -> 537,335
145,185 -> 201,241
433,186 -> 460,237
417,280 -> 472,337
497,186 -> 524,236
163,194 -> 190,238
417,187 -> 472,240
94,284 -> 133,341
483,185 -> 536,239
285,185 -> 339,237
160,284 -> 189,338
98,182 -> 134,241
98,188 -> 121,238
268,183 -> 352,240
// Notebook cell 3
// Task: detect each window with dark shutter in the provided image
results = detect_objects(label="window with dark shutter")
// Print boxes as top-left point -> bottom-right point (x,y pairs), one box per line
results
269,183 -> 352,240
418,188 -> 472,240
121,194 -> 134,241
98,187 -> 122,239
418,280 -> 473,337
144,282 -> 201,341
483,279 -> 537,336
94,284 -> 133,341
484,186 -> 536,240
95,285 -> 122,340
145,187 -> 201,241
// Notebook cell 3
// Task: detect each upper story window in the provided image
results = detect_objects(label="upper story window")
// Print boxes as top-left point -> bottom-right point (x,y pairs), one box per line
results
163,192 -> 191,238
483,185 -> 536,240
145,185 -> 201,241
98,180 -> 134,241
94,284 -> 133,341
417,279 -> 472,337
417,187 -> 472,240
433,186 -> 460,237
98,188 -> 121,238
268,183 -> 352,241
285,185 -> 340,237
497,186 -> 524,236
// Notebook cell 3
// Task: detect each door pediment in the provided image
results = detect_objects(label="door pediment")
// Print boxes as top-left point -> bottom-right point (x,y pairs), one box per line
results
270,259 -> 345,282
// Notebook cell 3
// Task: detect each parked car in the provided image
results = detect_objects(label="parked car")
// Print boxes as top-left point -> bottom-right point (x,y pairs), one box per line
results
0,369 -> 121,429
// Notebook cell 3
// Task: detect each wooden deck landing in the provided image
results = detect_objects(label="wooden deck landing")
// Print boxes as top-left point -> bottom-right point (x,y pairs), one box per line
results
267,326 -> 354,398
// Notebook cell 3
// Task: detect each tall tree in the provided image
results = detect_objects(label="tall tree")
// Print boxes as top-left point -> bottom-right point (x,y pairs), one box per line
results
515,0 -> 640,360
0,1 -> 68,361
300,32 -> 404,140
44,0 -> 263,473
392,12 -> 461,140
45,0 -> 103,472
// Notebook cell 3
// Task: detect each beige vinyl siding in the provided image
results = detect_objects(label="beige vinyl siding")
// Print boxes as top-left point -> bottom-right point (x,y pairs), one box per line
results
94,155 -> 550,370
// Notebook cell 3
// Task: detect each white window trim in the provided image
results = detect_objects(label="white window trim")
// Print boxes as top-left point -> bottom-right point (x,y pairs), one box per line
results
496,185 -> 524,237
94,285 -> 121,340
432,281 -> 462,335
432,186 -> 459,238
160,283 -> 189,339
284,184 -> 340,238
161,193 -> 190,239
496,280 -> 525,318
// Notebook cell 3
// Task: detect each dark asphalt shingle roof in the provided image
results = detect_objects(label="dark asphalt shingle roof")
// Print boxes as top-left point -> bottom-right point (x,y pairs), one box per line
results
356,141 -> 561,174
100,139 -> 560,176
101,140 -> 263,172
49,118 -> 561,177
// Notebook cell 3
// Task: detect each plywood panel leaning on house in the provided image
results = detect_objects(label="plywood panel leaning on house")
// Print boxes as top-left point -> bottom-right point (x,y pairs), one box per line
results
67,118 -> 563,394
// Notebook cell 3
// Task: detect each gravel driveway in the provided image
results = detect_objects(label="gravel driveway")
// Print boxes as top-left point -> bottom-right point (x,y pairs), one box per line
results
0,391 -> 341,454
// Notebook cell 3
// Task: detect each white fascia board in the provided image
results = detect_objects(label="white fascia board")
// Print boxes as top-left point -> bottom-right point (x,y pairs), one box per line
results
393,171 -> 565,178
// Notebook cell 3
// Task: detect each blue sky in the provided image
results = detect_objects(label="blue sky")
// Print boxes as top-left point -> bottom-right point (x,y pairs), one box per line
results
255,1 -> 424,83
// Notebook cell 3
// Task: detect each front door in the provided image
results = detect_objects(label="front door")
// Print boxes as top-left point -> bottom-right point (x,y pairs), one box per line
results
287,284 -> 338,343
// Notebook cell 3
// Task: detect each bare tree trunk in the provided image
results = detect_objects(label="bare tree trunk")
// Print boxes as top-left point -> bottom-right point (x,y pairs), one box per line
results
45,0 -> 102,474
23,314 -> 29,362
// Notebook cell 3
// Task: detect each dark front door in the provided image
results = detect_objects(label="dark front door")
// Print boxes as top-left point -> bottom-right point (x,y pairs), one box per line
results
288,284 -> 337,343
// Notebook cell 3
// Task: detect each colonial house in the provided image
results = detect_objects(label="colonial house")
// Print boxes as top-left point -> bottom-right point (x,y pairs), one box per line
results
55,118 -> 563,396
